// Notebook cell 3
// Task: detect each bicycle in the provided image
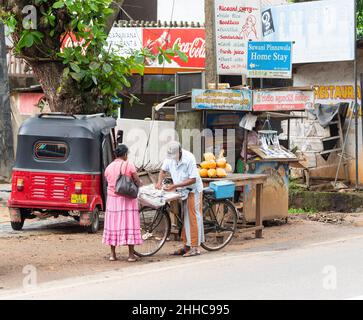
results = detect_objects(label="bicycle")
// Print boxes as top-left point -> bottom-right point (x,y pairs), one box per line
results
134,187 -> 238,257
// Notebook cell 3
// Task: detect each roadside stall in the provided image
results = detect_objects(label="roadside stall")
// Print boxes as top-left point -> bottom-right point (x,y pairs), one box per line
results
189,87 -> 314,222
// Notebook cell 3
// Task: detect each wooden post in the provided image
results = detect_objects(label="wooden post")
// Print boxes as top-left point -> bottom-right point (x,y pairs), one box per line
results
243,129 -> 248,172
255,183 -> 263,238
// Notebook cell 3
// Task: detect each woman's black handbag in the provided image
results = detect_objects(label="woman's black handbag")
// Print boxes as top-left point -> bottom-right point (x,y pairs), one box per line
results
115,161 -> 139,198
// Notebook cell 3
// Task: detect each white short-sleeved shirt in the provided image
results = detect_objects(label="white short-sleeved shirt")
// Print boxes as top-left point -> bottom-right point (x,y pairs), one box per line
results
161,149 -> 203,195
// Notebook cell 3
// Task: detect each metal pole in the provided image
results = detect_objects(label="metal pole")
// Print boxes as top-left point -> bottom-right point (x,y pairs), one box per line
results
354,0 -> 359,189
334,102 -> 355,187
361,73 -> 363,158
287,118 -> 291,150
0,23 -> 14,179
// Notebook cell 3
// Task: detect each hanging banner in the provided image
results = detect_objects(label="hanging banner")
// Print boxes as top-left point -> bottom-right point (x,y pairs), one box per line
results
192,89 -> 253,111
214,0 -> 262,75
253,90 -> 314,111
247,41 -> 292,78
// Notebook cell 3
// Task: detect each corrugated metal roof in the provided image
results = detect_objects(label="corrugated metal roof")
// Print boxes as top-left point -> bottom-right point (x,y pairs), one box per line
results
113,20 -> 205,28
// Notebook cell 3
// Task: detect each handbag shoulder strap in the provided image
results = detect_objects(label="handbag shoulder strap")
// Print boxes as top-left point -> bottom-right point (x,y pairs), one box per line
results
119,160 -> 129,176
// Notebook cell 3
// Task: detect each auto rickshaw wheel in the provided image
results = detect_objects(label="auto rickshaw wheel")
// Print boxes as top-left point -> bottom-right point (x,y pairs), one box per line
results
11,219 -> 25,231
10,208 -> 29,231
88,207 -> 100,234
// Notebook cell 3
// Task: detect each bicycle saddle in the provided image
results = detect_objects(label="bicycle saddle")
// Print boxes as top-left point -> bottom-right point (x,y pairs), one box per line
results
203,187 -> 215,195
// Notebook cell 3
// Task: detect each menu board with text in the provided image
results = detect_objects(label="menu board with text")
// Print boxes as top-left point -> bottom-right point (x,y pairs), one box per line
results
214,0 -> 262,75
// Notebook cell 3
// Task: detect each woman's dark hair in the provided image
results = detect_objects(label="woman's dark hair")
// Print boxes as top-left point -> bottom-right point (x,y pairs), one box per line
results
115,144 -> 129,158
253,119 -> 264,131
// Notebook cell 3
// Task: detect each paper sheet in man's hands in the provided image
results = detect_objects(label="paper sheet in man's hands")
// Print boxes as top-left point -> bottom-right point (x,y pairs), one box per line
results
138,184 -> 181,209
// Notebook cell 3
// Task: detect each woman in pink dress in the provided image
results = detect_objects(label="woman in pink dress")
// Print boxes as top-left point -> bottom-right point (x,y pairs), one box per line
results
102,144 -> 143,262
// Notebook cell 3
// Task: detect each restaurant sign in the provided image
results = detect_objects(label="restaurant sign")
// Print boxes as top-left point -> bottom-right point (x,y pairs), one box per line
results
192,89 -> 252,111
253,90 -> 313,111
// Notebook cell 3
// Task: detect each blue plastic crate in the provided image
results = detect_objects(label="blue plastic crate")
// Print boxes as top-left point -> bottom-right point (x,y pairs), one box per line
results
209,180 -> 235,199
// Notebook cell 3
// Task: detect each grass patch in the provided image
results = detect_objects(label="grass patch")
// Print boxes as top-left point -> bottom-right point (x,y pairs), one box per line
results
288,207 -> 316,215
289,179 -> 307,192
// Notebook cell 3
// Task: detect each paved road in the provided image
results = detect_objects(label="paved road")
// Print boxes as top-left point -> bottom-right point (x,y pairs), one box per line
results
1,234 -> 363,300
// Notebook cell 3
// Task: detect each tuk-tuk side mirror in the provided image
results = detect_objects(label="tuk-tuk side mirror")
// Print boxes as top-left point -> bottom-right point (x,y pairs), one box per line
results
117,130 -> 123,144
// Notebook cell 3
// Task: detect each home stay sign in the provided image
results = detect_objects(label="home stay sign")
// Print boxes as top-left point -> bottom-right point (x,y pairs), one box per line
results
247,41 -> 292,78
214,0 -> 262,75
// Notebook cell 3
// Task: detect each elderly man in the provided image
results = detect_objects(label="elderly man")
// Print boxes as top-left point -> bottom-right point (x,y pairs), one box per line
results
156,141 -> 204,257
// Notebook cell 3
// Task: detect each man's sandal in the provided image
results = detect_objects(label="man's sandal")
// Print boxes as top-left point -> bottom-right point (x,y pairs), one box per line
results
182,248 -> 201,257
171,247 -> 188,256
127,257 -> 138,262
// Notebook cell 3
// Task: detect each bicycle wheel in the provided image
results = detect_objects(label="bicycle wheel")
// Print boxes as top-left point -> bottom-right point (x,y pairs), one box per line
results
134,207 -> 171,257
201,199 -> 238,251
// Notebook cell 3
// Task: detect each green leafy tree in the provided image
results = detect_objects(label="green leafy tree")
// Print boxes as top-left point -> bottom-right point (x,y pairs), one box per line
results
0,0 -> 187,114
357,0 -> 363,37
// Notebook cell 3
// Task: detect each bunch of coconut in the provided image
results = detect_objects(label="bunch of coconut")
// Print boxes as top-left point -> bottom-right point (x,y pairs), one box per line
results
199,150 -> 233,178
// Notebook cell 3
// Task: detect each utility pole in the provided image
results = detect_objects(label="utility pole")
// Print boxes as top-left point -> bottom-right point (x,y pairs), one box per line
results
204,0 -> 217,87
354,0 -> 359,189
0,23 -> 14,181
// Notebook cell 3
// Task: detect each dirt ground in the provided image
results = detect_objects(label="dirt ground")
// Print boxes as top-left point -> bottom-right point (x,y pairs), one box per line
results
1,204 -> 363,291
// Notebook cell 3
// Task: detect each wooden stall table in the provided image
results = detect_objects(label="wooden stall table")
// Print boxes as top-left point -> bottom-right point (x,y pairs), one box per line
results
202,173 -> 268,238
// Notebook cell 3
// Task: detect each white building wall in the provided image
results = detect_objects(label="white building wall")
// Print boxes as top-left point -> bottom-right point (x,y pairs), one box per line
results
116,118 -> 176,169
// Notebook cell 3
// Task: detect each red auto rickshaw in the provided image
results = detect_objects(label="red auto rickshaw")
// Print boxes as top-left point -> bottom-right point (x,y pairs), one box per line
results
8,113 -> 117,233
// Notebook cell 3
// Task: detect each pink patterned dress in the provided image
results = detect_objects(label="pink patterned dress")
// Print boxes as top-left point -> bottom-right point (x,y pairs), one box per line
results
102,159 -> 143,246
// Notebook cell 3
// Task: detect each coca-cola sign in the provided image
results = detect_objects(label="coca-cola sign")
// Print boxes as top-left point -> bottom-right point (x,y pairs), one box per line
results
63,28 -> 206,68
143,28 -> 205,68
61,32 -> 90,54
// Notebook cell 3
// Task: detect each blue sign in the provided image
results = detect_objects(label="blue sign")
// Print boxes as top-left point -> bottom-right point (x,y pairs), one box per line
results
192,89 -> 252,111
247,41 -> 292,79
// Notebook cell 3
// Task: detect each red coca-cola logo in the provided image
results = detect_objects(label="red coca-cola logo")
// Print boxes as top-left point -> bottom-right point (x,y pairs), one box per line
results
143,28 -> 205,69
173,37 -> 206,59
60,32 -> 91,54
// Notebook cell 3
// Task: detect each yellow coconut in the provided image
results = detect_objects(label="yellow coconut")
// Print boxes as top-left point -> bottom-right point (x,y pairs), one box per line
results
203,152 -> 215,161
207,160 -> 217,169
207,168 -> 217,178
216,168 -> 227,178
216,158 -> 227,168
199,168 -> 208,178
225,163 -> 233,173
217,149 -> 225,159
200,161 -> 210,169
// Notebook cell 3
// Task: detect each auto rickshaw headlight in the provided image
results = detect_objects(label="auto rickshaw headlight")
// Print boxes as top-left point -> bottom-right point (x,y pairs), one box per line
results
75,182 -> 82,194
17,178 -> 24,191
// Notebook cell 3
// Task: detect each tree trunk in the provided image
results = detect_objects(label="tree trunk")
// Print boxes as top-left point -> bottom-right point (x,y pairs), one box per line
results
30,61 -> 100,114
3,0 -> 126,115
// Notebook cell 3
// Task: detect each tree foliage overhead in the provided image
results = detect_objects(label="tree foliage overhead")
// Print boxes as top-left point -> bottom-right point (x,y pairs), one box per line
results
0,0 -> 187,114
357,0 -> 363,38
